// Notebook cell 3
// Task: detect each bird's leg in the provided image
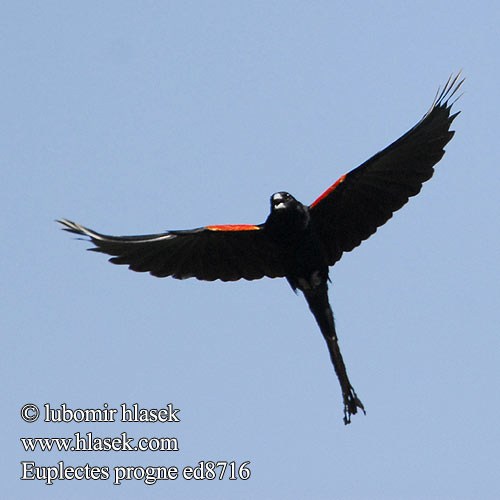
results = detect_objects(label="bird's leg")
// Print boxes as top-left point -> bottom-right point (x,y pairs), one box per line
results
324,334 -> 365,424
304,284 -> 365,424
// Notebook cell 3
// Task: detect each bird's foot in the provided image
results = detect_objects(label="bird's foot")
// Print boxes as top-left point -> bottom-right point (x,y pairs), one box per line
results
343,387 -> 365,425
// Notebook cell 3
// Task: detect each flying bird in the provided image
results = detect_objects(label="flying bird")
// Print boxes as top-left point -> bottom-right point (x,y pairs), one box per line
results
59,73 -> 463,424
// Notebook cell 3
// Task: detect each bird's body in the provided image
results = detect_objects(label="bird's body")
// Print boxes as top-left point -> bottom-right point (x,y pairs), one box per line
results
265,192 -> 326,290
59,74 -> 463,424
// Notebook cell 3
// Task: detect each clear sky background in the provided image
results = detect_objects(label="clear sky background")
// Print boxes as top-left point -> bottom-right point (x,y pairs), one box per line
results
3,1 -> 499,499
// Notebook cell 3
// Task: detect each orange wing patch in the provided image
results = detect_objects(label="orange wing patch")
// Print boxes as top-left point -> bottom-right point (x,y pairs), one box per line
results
206,224 -> 260,231
309,174 -> 346,208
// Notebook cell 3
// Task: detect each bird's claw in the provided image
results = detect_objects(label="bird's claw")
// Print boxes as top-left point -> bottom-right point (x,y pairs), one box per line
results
343,388 -> 365,425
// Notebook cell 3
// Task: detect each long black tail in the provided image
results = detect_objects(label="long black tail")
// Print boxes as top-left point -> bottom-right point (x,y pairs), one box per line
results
303,284 -> 365,424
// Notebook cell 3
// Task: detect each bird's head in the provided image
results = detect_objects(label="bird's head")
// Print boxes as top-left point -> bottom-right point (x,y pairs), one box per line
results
268,191 -> 310,232
270,192 -> 299,211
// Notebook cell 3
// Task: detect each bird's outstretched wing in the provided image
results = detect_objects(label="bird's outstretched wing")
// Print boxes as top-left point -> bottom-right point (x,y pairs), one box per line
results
309,73 -> 464,265
58,219 -> 287,282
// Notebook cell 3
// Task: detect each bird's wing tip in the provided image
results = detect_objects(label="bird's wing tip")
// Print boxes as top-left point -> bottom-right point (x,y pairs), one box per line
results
57,218 -> 79,233
422,71 -> 465,122
436,71 -> 465,108
57,218 -> 100,240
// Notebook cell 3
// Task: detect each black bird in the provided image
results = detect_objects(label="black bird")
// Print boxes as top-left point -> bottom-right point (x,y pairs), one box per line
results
59,74 -> 463,424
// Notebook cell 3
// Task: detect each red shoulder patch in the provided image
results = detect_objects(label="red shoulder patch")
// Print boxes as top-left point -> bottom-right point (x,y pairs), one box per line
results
206,224 -> 260,231
309,174 -> 346,208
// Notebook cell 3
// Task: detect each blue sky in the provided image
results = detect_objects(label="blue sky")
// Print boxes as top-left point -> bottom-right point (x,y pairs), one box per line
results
3,1 -> 499,499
